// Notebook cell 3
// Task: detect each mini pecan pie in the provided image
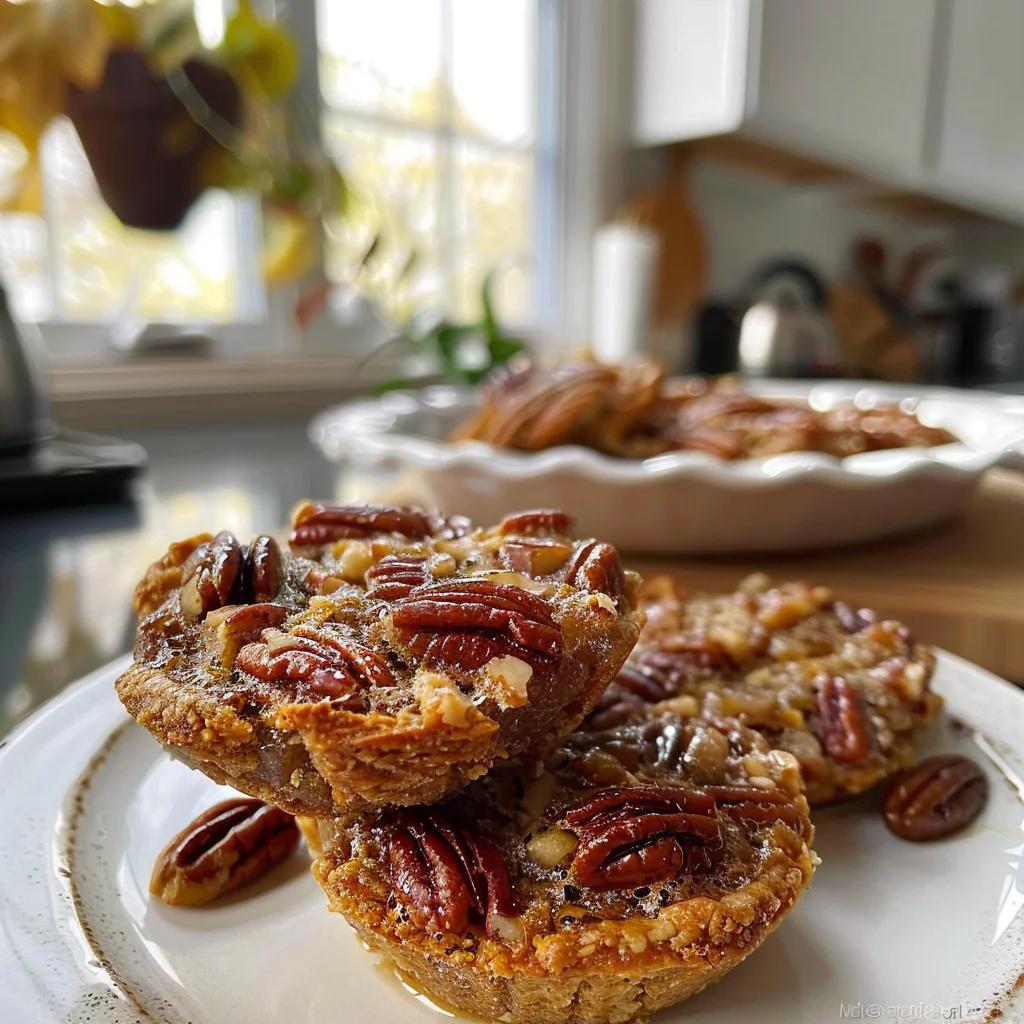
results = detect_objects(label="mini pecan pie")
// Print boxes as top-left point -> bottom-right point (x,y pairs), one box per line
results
116,504 -> 642,816
587,573 -> 941,804
311,713 -> 815,1024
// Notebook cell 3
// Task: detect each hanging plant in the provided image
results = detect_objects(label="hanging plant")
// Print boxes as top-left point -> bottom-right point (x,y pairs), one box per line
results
0,0 -> 350,288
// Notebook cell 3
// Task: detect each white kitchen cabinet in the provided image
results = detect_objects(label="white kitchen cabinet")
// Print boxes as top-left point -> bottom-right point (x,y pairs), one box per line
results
933,0 -> 1024,213
633,0 -> 753,143
633,0 -> 938,182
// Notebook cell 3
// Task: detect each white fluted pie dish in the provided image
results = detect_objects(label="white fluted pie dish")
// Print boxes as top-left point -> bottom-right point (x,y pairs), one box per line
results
309,381 -> 1024,554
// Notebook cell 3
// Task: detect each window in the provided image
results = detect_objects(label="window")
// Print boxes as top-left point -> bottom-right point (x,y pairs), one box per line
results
318,0 -> 552,326
0,0 -> 558,336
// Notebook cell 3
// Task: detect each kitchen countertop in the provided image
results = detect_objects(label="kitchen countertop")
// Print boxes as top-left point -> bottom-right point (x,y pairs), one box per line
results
3,422 -> 1023,738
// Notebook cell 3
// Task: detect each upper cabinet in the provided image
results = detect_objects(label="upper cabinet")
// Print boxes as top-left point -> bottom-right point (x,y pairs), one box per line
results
748,0 -> 937,182
934,0 -> 1024,213
633,0 -> 753,144
634,0 -> 937,182
633,0 -> 1024,221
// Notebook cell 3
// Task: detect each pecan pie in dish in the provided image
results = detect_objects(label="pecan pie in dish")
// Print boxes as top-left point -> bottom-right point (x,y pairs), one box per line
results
451,359 -> 957,460
310,712 -> 815,1024
116,504 -> 642,817
588,574 -> 941,804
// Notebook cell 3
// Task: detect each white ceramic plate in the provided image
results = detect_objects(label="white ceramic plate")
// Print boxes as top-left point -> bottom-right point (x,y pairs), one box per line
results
309,382 -> 1024,554
2,653 -> 1024,1023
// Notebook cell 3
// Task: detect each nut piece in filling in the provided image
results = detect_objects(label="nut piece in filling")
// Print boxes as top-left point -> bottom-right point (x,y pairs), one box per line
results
312,713 -> 815,1024
116,505 -> 643,816
586,573 -> 941,804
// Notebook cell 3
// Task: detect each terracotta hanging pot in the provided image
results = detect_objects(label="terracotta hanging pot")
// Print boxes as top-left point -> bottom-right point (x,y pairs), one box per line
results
64,49 -> 242,231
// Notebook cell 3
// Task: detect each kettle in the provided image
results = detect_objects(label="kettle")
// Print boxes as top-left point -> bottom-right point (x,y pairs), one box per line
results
0,277 -> 53,454
738,260 -> 838,378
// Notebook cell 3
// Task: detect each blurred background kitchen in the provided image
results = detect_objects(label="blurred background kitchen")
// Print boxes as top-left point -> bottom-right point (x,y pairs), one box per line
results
4,0 -> 1024,733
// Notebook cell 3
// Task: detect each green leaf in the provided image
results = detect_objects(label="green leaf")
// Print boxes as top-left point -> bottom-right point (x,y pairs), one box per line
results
480,268 -> 499,339
487,334 -> 525,364
434,323 -> 478,380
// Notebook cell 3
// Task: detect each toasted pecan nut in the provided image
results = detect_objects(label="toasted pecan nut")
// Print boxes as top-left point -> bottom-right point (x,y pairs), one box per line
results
498,510 -> 575,537
561,787 -> 723,890
204,603 -> 289,670
236,623 -> 395,706
150,798 -> 300,907
883,754 -> 988,841
389,578 -> 564,673
815,675 -> 876,765
180,532 -> 244,623
379,808 -> 518,939
366,555 -> 430,601
244,535 -> 283,603
290,502 -> 435,549
563,541 -> 628,604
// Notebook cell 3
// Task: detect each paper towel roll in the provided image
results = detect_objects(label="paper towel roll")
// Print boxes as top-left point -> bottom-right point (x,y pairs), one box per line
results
592,222 -> 660,364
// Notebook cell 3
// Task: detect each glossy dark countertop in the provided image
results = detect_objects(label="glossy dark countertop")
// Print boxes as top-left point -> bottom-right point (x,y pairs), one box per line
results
0,422 -> 372,737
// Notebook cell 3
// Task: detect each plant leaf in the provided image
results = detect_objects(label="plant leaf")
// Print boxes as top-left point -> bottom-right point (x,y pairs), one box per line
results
488,334 -> 526,364
480,267 -> 499,338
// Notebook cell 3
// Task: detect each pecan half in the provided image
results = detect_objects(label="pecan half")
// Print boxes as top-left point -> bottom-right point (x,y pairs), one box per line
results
180,532 -> 244,622
236,623 -> 395,706
560,787 -> 723,890
498,509 -> 574,537
563,541 -> 628,604
379,808 -> 518,939
244,535 -> 283,603
703,784 -> 807,831
883,754 -> 988,842
815,675 -> 875,765
150,798 -> 299,907
390,578 -> 563,673
204,602 -> 289,669
366,555 -> 430,601
290,503 -> 434,549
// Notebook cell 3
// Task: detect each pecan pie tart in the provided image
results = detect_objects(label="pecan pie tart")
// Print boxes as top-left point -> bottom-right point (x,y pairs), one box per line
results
116,504 -> 642,817
588,573 -> 941,804
310,712 -> 815,1024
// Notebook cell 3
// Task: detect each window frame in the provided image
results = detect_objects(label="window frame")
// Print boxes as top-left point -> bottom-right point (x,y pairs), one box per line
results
19,0 -> 628,366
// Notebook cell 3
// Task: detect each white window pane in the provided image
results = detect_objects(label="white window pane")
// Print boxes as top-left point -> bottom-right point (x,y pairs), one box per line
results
42,120 -> 241,323
323,119 -> 442,322
317,0 -> 442,125
0,214 -> 52,321
452,142 -> 534,320
451,0 -> 536,145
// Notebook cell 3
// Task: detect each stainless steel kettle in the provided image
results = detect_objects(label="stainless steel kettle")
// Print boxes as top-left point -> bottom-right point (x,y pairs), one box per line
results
738,260 -> 838,378
0,278 -> 52,454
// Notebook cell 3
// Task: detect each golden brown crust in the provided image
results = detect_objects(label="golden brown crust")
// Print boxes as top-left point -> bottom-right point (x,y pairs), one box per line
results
117,506 -> 642,816
311,715 -> 816,1023
588,573 -> 941,804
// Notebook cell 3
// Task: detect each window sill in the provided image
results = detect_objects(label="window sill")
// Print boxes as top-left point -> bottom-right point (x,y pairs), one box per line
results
47,352 -> 424,431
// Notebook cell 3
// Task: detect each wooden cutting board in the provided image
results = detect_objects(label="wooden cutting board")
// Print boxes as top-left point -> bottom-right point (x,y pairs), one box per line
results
631,468 -> 1024,683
